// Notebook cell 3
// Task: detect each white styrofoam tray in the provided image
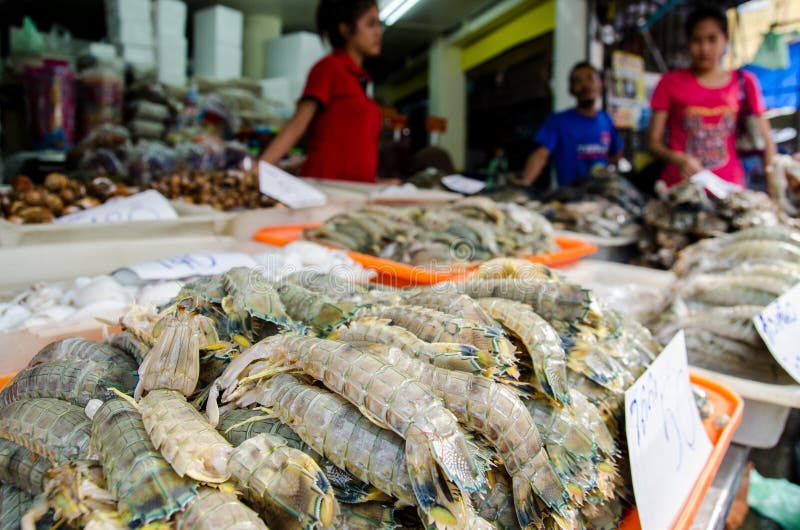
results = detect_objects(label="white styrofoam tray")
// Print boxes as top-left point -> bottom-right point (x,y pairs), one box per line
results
0,201 -> 232,247
560,259 -> 674,322
0,235 -> 241,295
0,235 -> 251,376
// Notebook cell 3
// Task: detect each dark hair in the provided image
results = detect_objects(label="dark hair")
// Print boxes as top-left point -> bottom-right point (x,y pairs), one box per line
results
685,6 -> 728,39
316,0 -> 377,49
569,61 -> 600,85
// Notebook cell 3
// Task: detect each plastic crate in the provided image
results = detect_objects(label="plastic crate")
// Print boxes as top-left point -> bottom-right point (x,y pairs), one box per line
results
253,223 -> 597,287
619,372 -> 744,530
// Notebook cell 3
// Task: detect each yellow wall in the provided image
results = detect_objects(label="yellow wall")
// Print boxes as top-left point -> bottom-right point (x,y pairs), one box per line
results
378,71 -> 429,104
379,0 -> 556,104
460,0 -> 555,72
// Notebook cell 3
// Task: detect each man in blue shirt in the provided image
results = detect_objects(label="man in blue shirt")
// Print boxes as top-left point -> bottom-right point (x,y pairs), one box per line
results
521,61 -> 623,188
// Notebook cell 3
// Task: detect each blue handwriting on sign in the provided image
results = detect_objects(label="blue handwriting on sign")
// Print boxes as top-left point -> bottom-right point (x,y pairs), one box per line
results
156,254 -> 217,271
756,300 -> 798,345
628,366 -> 699,472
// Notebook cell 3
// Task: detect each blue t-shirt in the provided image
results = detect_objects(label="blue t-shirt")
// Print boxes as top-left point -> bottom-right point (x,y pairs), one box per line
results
533,109 -> 622,187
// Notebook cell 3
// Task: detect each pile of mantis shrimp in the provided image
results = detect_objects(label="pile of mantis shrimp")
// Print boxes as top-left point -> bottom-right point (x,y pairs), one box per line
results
0,258 -> 661,530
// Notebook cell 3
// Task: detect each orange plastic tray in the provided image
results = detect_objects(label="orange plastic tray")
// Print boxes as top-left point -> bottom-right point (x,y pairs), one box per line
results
0,372 -> 14,390
254,223 -> 597,287
618,372 -> 744,530
0,371 -> 740,530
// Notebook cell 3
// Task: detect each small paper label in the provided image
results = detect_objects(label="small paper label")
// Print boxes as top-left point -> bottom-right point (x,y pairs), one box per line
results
115,252 -> 258,281
441,175 -> 486,195
625,331 -> 713,530
54,190 -> 178,225
690,170 -> 742,199
259,161 -> 328,209
754,283 -> 800,383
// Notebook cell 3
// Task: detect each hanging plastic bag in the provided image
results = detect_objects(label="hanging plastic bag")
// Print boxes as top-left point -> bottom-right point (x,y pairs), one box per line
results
11,16 -> 44,55
747,469 -> 800,530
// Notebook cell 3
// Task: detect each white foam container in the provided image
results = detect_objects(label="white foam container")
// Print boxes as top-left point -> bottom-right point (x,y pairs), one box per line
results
559,259 -> 674,322
0,201 -> 231,247
0,235 -> 241,295
154,0 -> 187,37
0,234 -> 253,376
194,43 -> 243,81
194,5 -> 243,46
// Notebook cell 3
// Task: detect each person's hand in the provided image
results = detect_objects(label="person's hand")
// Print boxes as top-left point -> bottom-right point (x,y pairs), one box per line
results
675,154 -> 704,181
511,175 -> 528,187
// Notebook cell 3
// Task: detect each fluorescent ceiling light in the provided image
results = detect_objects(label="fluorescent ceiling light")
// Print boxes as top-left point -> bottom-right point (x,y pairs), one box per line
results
379,0 -> 406,19
381,0 -> 423,26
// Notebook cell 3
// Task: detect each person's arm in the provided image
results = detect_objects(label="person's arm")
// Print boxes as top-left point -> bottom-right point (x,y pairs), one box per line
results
608,120 -> 624,165
742,71 -> 777,182
521,146 -> 551,186
260,100 -> 318,165
756,114 -> 777,172
647,110 -> 703,180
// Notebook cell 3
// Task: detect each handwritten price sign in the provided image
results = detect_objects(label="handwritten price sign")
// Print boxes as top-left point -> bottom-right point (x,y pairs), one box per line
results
259,161 -> 328,209
754,283 -> 800,384
55,190 -> 178,225
441,175 -> 486,195
115,252 -> 257,281
625,331 -> 713,530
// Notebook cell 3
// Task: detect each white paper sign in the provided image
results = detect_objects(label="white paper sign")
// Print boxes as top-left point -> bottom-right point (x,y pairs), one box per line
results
259,161 -> 328,209
114,252 -> 258,281
441,174 -> 486,195
625,331 -> 713,530
754,283 -> 800,383
54,190 -> 178,225
690,170 -> 742,199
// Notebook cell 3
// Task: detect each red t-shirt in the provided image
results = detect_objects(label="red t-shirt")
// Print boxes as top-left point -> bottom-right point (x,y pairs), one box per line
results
650,69 -> 766,187
300,50 -> 381,183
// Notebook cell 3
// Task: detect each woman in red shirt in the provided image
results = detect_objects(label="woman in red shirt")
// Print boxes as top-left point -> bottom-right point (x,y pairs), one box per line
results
648,6 -> 776,188
261,0 -> 383,182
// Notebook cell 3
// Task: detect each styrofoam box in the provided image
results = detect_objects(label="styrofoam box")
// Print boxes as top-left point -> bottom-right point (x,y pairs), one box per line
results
157,36 -> 187,85
194,5 -> 243,46
118,43 -> 155,66
259,77 -> 294,108
265,32 -> 326,91
0,201 -> 229,248
88,42 -> 118,60
194,43 -> 242,80
108,19 -> 154,46
154,0 -> 187,37
105,0 -> 151,21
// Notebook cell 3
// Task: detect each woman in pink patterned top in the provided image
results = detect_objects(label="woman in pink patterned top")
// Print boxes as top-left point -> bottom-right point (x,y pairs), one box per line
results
648,6 -> 776,188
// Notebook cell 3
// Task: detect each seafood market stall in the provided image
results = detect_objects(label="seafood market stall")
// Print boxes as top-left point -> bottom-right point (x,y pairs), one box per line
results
2,173 -> 799,529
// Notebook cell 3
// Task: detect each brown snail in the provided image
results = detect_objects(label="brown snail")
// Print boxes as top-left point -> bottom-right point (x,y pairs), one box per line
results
44,173 -> 70,192
19,206 -> 55,224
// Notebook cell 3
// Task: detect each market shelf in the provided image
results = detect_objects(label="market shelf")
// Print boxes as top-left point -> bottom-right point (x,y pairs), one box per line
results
253,223 -> 598,287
